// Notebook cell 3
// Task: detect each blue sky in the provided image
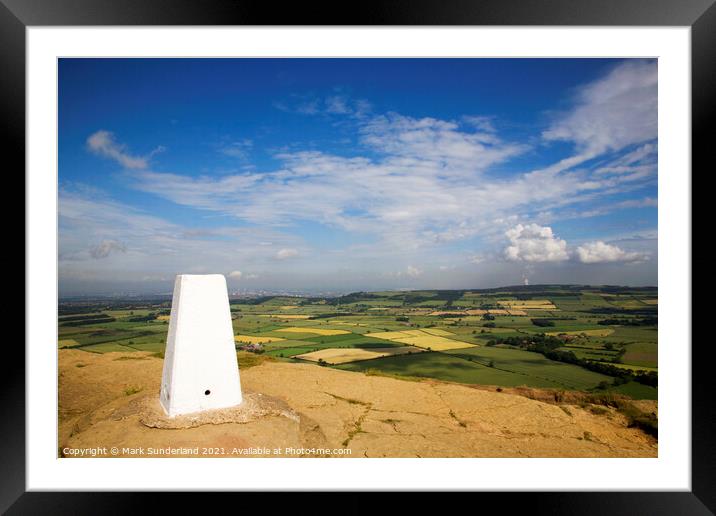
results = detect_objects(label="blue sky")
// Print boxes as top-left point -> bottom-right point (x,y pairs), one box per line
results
58,58 -> 657,295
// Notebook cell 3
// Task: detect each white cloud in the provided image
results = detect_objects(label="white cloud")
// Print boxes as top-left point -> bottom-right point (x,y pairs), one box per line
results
276,94 -> 371,118
89,239 -> 126,259
406,265 -> 422,278
504,224 -> 569,263
128,124 -> 652,258
86,130 -> 161,169
75,62 -> 657,290
325,95 -> 351,114
462,115 -> 496,132
220,139 -> 253,159
228,270 -> 243,280
58,187 -> 307,289
360,112 -> 525,172
276,248 -> 299,260
576,241 -> 647,264
543,60 -> 657,154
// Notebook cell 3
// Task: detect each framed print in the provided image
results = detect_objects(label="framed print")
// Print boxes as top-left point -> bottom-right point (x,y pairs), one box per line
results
7,0 -> 712,512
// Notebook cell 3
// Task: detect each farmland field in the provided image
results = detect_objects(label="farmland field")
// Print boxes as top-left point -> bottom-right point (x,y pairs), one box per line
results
58,284 -> 658,399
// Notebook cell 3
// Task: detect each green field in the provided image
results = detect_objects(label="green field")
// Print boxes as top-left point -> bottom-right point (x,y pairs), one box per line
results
58,285 -> 658,399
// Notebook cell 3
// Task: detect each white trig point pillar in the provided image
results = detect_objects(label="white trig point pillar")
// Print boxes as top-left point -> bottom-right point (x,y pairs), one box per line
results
160,274 -> 242,416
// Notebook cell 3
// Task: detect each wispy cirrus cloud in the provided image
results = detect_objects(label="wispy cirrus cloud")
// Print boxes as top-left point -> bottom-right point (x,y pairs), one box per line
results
543,60 -> 657,155
219,139 -> 253,159
69,60 -> 658,293
87,130 -> 164,169
126,111 -> 654,255
274,93 -> 372,118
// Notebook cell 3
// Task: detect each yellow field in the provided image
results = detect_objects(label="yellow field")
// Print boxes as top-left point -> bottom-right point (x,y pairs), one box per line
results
366,331 -> 414,340
276,327 -> 351,336
421,328 -> 455,336
394,335 -> 475,351
643,299 -> 658,305
401,329 -> 430,336
294,347 -> 392,364
547,329 -> 615,337
279,305 -> 299,309
58,339 -> 79,348
234,335 -> 286,344
157,315 -> 170,321
331,321 -> 367,326
367,330 -> 474,351
259,314 -> 312,319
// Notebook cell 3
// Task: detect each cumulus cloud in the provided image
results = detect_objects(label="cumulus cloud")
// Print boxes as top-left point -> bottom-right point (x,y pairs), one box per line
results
89,239 -> 126,259
543,60 -> 657,155
406,265 -> 422,277
228,270 -> 243,280
276,248 -> 299,260
504,224 -> 569,263
576,241 -> 647,263
87,130 -> 163,169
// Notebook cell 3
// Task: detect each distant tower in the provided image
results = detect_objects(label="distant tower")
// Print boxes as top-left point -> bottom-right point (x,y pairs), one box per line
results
160,274 -> 242,416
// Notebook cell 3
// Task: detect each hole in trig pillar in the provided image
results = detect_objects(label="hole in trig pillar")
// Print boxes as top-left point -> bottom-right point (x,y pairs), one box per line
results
204,389 -> 211,396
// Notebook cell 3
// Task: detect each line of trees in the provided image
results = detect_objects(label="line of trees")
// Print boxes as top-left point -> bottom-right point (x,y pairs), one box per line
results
598,317 -> 658,326
59,315 -> 116,327
58,313 -> 112,323
127,313 -> 158,322
530,318 -> 556,327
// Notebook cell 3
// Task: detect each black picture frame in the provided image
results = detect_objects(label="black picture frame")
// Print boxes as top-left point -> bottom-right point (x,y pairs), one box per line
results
6,0 -> 710,512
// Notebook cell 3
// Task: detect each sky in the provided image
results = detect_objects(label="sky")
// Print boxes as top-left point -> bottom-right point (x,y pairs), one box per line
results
58,58 -> 658,296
